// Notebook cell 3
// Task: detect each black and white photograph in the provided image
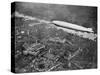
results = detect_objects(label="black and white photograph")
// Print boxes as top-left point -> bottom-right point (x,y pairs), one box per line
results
11,1 -> 97,73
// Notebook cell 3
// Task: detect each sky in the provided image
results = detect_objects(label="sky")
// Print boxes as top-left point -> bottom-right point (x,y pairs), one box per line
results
14,2 -> 97,33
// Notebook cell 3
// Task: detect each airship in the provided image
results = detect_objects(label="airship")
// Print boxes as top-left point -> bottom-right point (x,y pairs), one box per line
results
52,20 -> 93,33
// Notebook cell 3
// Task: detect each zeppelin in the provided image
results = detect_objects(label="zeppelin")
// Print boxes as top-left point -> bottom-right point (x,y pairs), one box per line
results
52,20 -> 93,33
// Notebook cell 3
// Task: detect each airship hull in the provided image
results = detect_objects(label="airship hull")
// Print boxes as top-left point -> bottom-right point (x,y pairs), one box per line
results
52,20 -> 93,33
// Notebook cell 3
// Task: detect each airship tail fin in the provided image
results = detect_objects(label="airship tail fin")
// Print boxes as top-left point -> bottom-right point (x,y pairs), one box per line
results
87,28 -> 93,32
